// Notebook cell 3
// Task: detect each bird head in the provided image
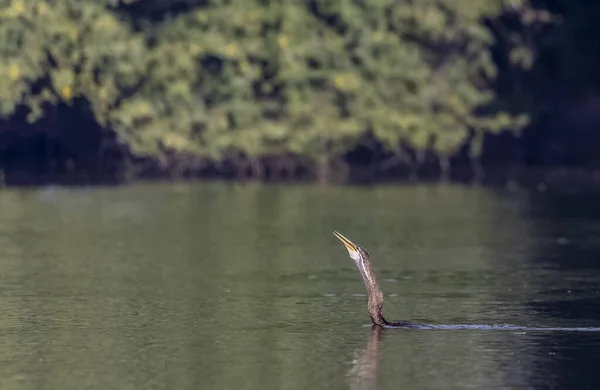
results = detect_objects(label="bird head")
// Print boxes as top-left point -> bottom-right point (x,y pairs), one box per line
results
333,230 -> 370,265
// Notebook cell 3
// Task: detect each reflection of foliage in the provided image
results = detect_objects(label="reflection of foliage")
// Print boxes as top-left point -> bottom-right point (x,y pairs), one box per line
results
0,0 -> 559,180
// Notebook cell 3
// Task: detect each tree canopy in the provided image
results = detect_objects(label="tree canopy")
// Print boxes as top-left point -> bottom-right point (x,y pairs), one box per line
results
0,0 -> 584,182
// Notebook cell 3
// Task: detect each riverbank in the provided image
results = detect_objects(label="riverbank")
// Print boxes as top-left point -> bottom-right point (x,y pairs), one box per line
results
2,162 -> 600,195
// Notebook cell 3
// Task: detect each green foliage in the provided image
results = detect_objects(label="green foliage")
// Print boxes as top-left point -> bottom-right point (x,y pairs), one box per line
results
0,0 -> 146,122
0,0 -> 547,179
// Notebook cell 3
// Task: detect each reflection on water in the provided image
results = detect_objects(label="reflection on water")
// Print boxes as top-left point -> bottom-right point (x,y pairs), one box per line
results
0,183 -> 599,389
348,326 -> 382,390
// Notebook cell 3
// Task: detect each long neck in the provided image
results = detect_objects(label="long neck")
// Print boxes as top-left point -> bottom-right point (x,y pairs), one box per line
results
355,256 -> 389,326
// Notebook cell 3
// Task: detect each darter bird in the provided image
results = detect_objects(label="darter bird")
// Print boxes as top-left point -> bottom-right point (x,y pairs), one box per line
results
333,231 -> 420,328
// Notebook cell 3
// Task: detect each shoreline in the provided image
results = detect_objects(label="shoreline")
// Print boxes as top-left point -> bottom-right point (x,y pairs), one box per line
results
2,165 -> 600,194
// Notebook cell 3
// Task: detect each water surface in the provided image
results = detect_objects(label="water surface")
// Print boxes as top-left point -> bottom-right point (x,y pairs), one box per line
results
0,183 -> 599,389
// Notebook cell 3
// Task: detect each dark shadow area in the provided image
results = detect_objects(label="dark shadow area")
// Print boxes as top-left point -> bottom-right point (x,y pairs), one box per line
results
528,332 -> 600,390
0,100 -> 127,186
519,191 -> 600,389
116,0 -> 210,28
481,0 -> 600,171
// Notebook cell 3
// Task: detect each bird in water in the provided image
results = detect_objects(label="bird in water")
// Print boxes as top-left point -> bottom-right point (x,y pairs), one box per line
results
333,230 -> 420,328
333,231 -> 600,332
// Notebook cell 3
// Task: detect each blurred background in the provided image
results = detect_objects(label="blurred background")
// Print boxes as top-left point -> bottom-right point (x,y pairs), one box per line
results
0,0 -> 599,187
1,1 -> 600,390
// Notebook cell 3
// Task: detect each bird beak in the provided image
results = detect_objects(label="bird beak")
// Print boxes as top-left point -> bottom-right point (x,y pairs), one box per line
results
333,230 -> 358,252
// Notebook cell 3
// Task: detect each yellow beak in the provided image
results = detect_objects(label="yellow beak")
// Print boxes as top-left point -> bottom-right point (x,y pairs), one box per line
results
333,230 -> 358,252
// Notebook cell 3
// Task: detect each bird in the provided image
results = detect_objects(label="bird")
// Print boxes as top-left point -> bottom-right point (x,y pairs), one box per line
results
334,231 -> 600,332
333,230 -> 420,328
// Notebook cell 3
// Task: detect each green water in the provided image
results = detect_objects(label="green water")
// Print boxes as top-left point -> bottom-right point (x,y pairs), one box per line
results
0,183 -> 599,389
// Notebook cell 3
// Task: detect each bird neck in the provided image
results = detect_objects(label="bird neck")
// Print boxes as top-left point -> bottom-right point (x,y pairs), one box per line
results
356,256 -> 388,326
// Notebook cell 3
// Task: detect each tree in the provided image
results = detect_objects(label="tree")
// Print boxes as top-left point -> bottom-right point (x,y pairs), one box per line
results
0,0 -> 548,183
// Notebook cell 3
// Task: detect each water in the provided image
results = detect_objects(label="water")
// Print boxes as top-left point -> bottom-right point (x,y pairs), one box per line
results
0,182 -> 600,389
